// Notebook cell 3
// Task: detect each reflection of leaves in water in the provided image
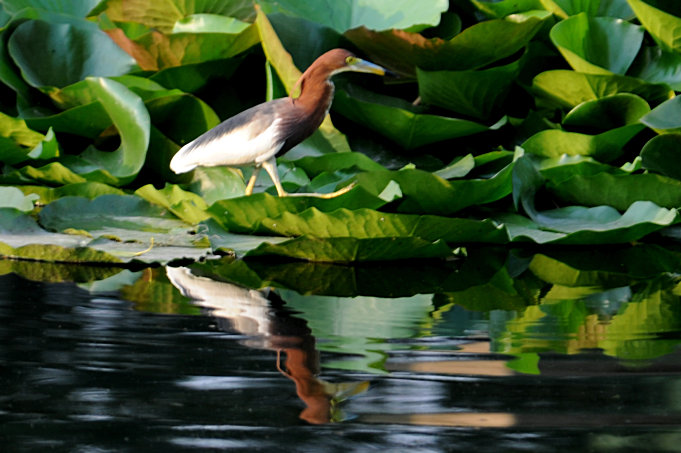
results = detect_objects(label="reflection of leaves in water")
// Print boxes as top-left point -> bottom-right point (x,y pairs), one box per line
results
494,275 -> 681,363
0,259 -> 122,283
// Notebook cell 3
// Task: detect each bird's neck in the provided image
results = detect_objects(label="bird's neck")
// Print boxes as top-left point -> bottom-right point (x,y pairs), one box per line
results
292,67 -> 335,122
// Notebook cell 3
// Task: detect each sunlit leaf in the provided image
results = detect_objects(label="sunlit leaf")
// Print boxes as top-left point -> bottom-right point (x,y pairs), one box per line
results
17,182 -> 124,204
549,13 -> 643,75
0,186 -> 38,212
628,0 -> 681,53
0,161 -> 88,186
0,112 -> 59,165
135,183 -> 210,224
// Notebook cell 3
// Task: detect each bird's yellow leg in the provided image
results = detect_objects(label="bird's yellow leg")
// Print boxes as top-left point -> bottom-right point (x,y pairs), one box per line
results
261,157 -> 356,198
262,158 -> 289,197
244,165 -> 262,196
288,182 -> 357,199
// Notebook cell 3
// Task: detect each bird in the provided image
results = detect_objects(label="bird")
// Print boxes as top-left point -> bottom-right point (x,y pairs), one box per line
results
169,48 -> 386,197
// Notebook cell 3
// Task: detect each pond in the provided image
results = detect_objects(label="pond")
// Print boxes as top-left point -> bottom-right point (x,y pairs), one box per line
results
2,245 -> 681,452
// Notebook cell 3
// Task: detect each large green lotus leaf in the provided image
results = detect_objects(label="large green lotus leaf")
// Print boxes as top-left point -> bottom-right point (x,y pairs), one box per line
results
0,187 -> 38,212
345,16 -> 544,76
562,93 -> 650,130
62,77 -> 149,185
254,207 -> 507,244
628,0 -> 681,53
36,195 -> 211,262
417,61 -> 519,121
8,19 -> 136,90
17,182 -> 124,205
2,0 -> 100,16
332,88 -> 498,149
39,194 -> 188,234
254,6 -> 351,155
532,70 -> 673,109
0,112 -> 59,165
135,183 -> 210,224
245,235 -> 454,262
641,134 -> 681,180
522,124 -> 644,162
548,172 -> 681,210
629,47 -> 681,90
90,0 -> 256,33
207,188 -> 392,234
540,0 -> 633,18
549,13 -> 643,75
498,201 -> 678,244
640,96 -> 681,134
353,164 -> 514,215
260,0 -> 447,33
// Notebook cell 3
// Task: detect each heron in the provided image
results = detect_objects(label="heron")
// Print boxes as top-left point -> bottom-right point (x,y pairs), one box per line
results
169,49 -> 386,198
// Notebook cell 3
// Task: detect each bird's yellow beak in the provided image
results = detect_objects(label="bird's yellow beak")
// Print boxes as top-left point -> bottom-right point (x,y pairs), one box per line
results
348,58 -> 386,76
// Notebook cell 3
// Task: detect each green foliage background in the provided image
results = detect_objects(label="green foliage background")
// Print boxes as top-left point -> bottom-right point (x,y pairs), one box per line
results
2,0 -> 681,264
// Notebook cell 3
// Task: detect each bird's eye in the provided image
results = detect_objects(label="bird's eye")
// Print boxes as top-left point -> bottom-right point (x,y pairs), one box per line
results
345,56 -> 357,65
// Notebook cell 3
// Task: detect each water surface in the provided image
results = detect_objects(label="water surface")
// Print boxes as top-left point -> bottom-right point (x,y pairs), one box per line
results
2,246 -> 681,451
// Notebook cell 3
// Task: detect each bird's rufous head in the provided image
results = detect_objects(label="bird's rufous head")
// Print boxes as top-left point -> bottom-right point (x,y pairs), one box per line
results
301,49 -> 386,80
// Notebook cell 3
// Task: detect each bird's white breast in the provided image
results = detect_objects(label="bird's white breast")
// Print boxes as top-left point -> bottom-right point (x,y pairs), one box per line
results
170,118 -> 283,173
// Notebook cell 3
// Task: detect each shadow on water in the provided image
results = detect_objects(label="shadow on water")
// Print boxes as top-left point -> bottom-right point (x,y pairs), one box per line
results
2,244 -> 681,451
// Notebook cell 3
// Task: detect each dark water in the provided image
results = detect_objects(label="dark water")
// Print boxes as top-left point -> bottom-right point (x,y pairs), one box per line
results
2,246 -> 681,452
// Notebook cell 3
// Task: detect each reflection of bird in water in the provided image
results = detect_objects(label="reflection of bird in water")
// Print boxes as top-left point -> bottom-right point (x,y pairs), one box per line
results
166,266 -> 367,424
169,49 -> 386,197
